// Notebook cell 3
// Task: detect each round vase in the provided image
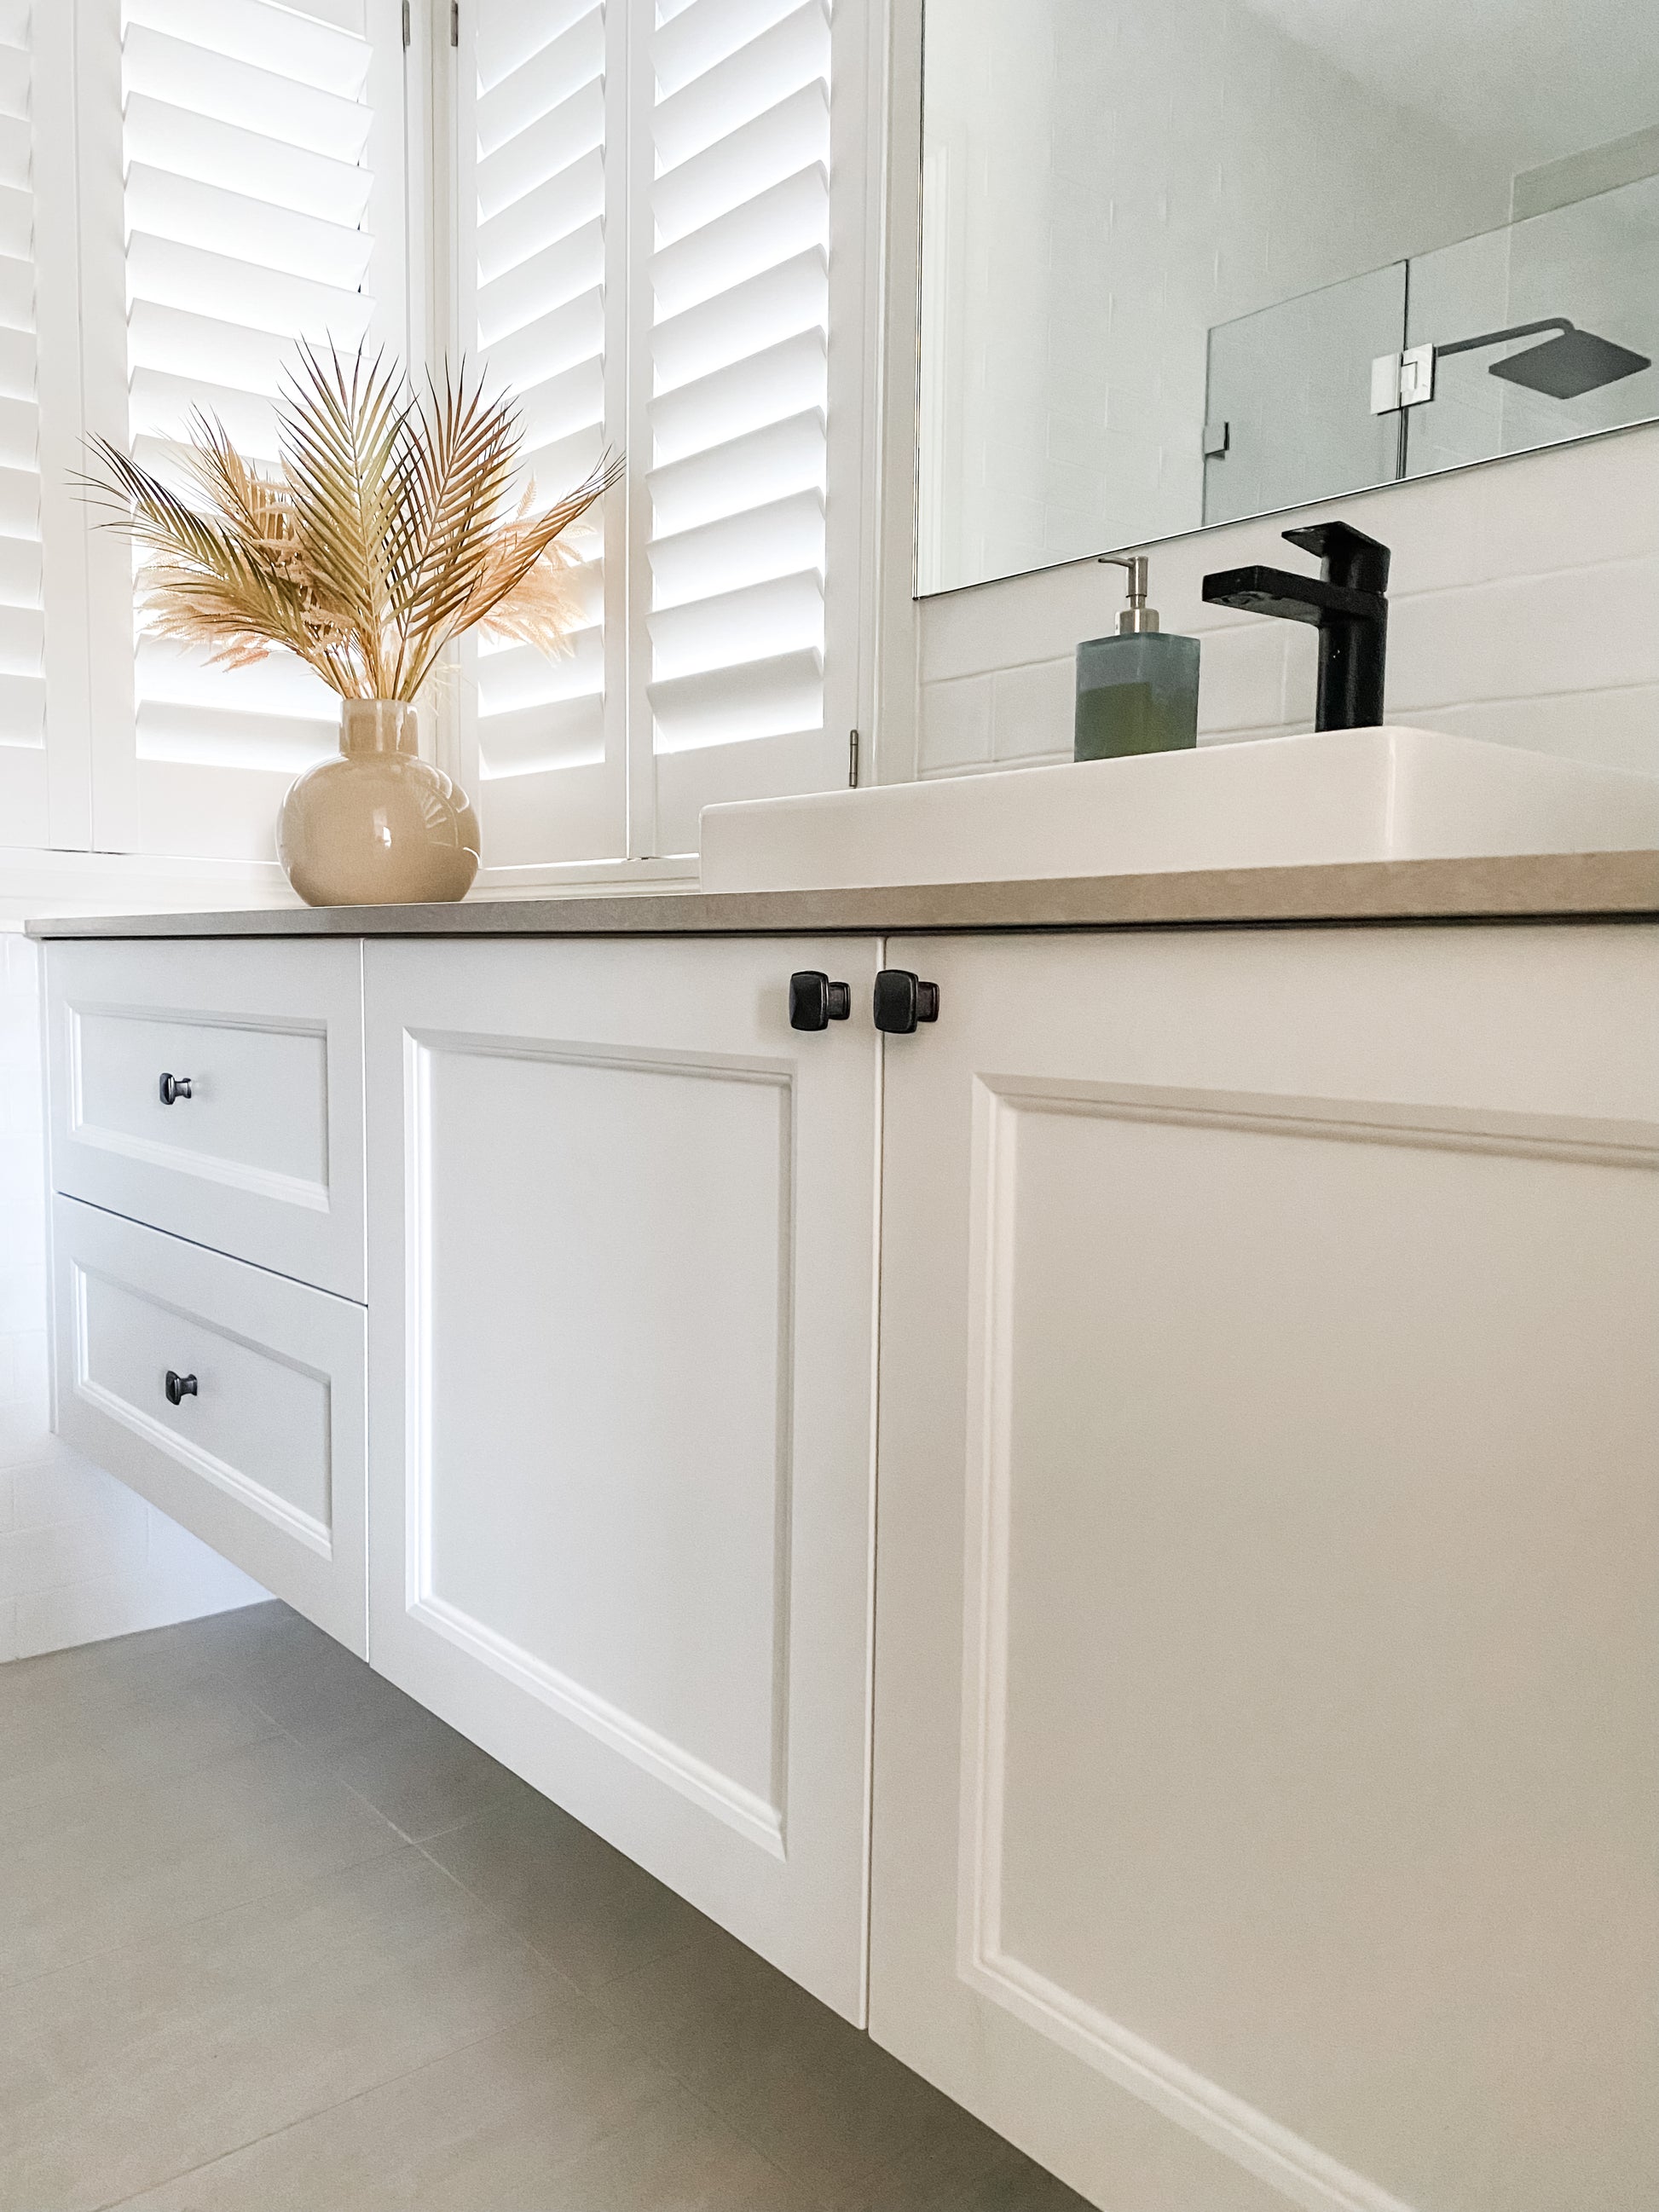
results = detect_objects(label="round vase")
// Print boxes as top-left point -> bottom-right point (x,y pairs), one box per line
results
277,700 -> 481,907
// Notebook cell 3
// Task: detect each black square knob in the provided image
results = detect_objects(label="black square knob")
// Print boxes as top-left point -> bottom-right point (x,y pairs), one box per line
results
873,969 -> 939,1034
789,972 -> 852,1031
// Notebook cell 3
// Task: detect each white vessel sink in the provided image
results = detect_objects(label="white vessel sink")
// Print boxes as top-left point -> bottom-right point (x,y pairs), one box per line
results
699,726 -> 1659,892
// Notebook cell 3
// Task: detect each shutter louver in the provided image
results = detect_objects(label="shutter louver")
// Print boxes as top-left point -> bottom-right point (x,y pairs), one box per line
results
645,0 -> 846,853
0,0 -> 47,840
468,0 -> 621,866
101,0 -> 398,858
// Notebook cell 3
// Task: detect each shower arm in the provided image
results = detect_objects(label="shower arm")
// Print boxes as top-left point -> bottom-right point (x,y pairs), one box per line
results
1434,318 -> 1574,361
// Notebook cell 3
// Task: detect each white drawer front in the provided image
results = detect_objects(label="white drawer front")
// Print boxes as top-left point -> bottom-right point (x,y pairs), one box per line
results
45,939 -> 365,1299
52,1196 -> 367,1652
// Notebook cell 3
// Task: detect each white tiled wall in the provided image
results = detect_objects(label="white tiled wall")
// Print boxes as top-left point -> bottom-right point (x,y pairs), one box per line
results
916,421 -> 1659,780
0,932 -> 264,1662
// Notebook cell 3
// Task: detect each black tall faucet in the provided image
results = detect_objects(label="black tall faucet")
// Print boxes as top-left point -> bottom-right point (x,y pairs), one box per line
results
1201,521 -> 1390,731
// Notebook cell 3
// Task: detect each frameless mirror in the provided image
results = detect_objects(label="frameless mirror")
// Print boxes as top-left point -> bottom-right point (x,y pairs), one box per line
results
916,1 -> 1659,593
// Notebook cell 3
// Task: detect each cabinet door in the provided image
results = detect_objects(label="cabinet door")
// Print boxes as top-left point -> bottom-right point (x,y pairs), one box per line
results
871,925 -> 1659,2212
364,937 -> 881,2019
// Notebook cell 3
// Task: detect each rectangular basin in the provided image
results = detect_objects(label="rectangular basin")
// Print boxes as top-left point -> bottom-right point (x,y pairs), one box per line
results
699,727 -> 1659,892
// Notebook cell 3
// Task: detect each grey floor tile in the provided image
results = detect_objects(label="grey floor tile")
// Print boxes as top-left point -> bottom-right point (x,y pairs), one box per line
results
0,1731 -> 402,1990
176,1598 -> 517,1840
421,1772 -> 712,1994
229,1616 -> 431,1763
0,1846 -> 565,2212
592,1920 -> 1055,2211
142,1597 -> 328,1690
518,2083 -> 804,2212
324,1701 -> 521,1842
853,2108 -> 1095,2212
0,1623 -> 278,1805
105,2007 -> 790,2212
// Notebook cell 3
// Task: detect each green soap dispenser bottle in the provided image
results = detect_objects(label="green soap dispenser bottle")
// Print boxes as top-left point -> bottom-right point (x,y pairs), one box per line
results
1074,555 -> 1200,760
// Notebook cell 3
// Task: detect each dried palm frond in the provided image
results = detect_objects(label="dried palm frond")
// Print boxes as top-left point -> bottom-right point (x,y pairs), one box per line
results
80,344 -> 622,703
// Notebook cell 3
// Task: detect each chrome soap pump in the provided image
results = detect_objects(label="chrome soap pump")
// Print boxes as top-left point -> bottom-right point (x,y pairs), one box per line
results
1074,555 -> 1200,760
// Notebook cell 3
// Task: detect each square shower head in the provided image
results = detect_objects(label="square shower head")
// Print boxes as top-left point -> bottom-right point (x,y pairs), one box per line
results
1488,327 -> 1652,400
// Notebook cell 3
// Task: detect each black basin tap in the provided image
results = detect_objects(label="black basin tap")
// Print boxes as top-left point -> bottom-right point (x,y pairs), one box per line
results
1201,521 -> 1390,731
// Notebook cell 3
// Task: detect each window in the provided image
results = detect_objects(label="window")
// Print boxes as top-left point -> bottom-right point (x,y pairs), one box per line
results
15,0 -> 872,875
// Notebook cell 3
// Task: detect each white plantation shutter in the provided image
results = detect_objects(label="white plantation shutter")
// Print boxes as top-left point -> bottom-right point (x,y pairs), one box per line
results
0,2 -> 44,843
450,0 -> 868,871
642,0 -> 861,857
79,0 -> 408,860
460,0 -> 627,868
0,1 -> 90,852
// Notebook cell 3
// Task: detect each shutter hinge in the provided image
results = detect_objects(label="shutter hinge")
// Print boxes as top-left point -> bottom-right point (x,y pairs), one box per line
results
400,0 -> 410,45
451,0 -> 460,45
848,728 -> 860,788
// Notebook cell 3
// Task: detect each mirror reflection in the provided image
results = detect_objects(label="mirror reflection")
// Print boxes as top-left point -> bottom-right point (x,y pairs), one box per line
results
918,1 -> 1659,592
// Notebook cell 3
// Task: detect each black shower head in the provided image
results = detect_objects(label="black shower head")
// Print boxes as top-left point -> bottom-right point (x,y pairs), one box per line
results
1487,325 -> 1651,399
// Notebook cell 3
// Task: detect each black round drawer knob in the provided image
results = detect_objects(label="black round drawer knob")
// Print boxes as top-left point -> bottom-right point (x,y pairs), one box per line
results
873,969 -> 939,1034
159,1073 -> 193,1105
789,973 -> 852,1031
165,1370 -> 198,1406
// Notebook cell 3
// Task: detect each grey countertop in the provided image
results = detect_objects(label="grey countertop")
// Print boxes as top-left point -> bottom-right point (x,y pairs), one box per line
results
25,848 -> 1659,940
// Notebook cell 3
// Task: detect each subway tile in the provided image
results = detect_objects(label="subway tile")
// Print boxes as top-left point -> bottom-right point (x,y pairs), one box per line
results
1424,688 -> 1659,778
0,1132 -> 43,1206
9,1327 -> 45,1405
0,1405 -> 66,1472
11,1453 -> 140,1531
0,1495 -> 147,1601
915,422 -> 1659,737
1193,622 -> 1288,735
1470,425 -> 1659,582
991,658 -> 1075,760
0,1256 -> 42,1336
0,1066 -> 43,1138
916,674 -> 992,774
1390,558 -> 1659,713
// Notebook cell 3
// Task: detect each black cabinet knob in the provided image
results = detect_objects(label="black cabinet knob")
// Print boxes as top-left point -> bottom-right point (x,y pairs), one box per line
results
873,969 -> 939,1034
789,972 -> 852,1031
159,1073 -> 193,1104
165,1370 -> 198,1406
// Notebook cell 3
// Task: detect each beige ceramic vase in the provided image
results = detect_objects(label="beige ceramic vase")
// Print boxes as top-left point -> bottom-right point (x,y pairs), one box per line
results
278,699 -> 481,907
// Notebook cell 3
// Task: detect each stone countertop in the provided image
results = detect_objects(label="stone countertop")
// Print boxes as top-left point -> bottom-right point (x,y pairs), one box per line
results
24,848 -> 1659,940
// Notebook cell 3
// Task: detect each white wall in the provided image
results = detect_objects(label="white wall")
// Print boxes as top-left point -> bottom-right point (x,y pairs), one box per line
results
915,419 -> 1659,780
0,931 -> 264,1662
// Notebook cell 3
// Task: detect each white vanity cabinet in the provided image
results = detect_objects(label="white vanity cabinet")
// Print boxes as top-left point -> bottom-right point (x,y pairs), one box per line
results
361,936 -> 883,2021
869,923 -> 1659,2212
34,904 -> 1658,2208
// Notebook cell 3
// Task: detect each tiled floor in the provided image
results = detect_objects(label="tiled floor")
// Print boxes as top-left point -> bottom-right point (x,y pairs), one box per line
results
0,1601 -> 1089,2210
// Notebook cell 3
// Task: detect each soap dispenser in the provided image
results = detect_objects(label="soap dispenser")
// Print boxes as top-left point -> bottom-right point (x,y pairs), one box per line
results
1074,556 -> 1200,760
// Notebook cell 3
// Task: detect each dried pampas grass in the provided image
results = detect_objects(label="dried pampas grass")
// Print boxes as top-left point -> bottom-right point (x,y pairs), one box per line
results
82,344 -> 621,703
